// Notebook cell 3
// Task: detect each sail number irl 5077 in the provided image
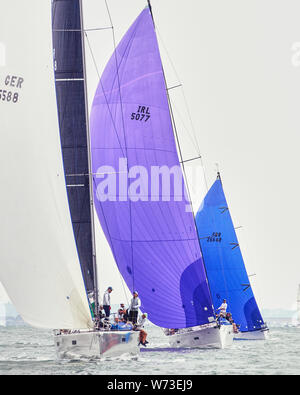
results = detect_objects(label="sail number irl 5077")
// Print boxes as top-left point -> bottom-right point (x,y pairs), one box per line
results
131,105 -> 151,122
0,75 -> 24,104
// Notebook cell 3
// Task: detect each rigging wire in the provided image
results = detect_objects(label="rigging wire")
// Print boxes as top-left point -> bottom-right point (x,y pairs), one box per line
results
155,27 -> 209,193
84,32 -> 127,160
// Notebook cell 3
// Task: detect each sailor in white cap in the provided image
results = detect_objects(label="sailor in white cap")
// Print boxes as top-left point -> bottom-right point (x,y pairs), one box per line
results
128,290 -> 141,324
102,286 -> 113,318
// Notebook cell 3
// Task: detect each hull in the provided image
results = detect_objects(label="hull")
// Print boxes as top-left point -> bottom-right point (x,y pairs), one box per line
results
167,324 -> 234,349
54,330 -> 140,359
234,328 -> 269,341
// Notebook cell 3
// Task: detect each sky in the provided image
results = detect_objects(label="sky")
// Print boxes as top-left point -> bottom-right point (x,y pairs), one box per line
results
1,0 -> 300,313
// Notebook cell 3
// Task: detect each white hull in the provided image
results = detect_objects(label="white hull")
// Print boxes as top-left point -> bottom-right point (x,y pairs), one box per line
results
234,329 -> 269,341
54,330 -> 140,359
168,325 -> 234,349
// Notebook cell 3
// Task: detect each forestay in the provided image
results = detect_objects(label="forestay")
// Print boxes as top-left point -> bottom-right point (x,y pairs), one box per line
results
196,177 -> 265,332
90,8 -> 214,329
0,0 -> 92,329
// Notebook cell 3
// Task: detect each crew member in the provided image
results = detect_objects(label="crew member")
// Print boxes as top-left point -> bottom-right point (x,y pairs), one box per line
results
118,303 -> 127,321
135,313 -> 149,347
216,299 -> 227,319
102,286 -> 113,318
129,291 -> 141,324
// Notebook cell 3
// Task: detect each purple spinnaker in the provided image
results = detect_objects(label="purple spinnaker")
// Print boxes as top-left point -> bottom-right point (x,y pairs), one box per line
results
91,7 -> 214,328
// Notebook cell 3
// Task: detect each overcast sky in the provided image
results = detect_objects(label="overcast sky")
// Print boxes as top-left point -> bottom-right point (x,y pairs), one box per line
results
1,0 -> 300,313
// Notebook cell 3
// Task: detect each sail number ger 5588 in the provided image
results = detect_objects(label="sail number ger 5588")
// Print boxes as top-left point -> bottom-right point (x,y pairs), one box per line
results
0,74 -> 24,103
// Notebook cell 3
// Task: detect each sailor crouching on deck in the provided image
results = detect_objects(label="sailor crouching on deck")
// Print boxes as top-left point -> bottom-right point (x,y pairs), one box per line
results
134,313 -> 149,347
118,303 -> 126,320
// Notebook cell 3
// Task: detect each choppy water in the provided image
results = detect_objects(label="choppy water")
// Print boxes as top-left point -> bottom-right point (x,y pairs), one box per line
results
0,319 -> 299,375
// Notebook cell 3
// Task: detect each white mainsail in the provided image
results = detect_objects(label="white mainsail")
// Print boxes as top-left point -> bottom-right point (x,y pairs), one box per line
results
0,0 -> 92,329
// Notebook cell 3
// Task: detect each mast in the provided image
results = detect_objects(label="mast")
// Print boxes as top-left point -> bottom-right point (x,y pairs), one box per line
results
147,0 -> 154,23
79,0 -> 99,318
216,163 -> 222,183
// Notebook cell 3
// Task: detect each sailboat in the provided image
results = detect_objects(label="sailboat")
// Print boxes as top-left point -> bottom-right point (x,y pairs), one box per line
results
90,3 -> 233,349
0,0 -> 139,359
195,173 -> 269,340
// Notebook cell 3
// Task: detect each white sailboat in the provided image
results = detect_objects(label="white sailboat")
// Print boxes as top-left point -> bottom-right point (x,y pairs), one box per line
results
163,325 -> 233,349
0,0 -> 139,359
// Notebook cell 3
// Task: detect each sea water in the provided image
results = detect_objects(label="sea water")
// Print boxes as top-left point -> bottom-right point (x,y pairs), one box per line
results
0,318 -> 299,375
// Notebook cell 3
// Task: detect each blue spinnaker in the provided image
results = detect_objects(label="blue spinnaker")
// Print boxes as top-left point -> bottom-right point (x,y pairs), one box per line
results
195,176 -> 265,332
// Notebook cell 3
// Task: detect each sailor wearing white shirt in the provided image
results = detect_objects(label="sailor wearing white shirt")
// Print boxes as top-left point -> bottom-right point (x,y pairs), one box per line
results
129,291 -> 141,324
217,299 -> 227,318
102,286 -> 113,317
136,313 -> 147,329
135,313 -> 149,347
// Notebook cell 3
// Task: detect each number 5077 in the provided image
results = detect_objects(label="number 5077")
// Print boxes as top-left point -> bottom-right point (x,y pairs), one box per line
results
131,113 -> 150,122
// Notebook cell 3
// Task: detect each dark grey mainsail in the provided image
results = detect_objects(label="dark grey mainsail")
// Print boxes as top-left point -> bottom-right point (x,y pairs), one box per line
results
52,0 -> 96,298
